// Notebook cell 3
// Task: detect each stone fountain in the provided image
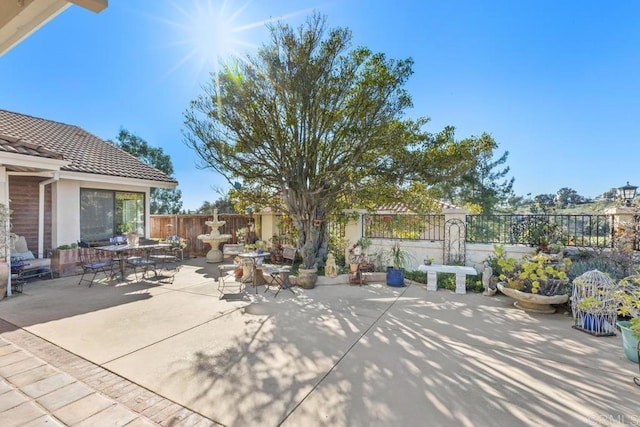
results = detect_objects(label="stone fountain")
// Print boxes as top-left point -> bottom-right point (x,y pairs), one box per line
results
197,209 -> 232,263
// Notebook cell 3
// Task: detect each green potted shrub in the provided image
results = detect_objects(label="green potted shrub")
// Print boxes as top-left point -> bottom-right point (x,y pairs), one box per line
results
612,275 -> 640,363
0,203 -> 10,299
51,243 -> 80,277
384,241 -> 412,287
576,297 -> 607,333
496,252 -> 571,313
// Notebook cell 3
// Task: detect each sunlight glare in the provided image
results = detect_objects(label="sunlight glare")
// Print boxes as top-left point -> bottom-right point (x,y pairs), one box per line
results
164,0 -> 315,79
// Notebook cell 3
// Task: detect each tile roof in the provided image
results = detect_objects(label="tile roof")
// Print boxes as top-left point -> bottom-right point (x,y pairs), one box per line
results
0,134 -> 63,160
0,109 -> 177,184
377,201 -> 458,213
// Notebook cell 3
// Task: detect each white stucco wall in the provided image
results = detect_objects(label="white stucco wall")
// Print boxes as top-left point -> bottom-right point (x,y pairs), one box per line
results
365,239 -> 536,273
51,179 -> 151,248
52,180 -> 81,247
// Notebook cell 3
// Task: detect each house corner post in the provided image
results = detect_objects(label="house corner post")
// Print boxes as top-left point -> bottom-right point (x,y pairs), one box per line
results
344,209 -> 366,262
259,210 -> 277,243
606,206 -> 637,252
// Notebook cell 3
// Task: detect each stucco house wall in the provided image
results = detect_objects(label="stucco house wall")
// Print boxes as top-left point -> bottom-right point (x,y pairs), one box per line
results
0,108 -> 177,260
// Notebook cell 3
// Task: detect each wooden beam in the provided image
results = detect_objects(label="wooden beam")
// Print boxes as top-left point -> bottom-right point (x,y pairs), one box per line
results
67,0 -> 108,13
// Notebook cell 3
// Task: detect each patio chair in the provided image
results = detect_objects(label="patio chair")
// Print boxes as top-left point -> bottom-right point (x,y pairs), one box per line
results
217,259 -> 242,297
262,247 -> 297,297
78,247 -> 113,287
126,247 -> 156,281
110,235 -> 127,245
149,247 -> 181,284
166,235 -> 185,261
108,235 -> 128,280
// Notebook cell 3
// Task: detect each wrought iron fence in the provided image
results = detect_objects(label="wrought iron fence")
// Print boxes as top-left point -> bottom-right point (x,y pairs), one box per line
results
364,214 -> 445,240
635,215 -> 640,251
466,214 -> 613,247
327,214 -> 349,263
327,214 -> 348,241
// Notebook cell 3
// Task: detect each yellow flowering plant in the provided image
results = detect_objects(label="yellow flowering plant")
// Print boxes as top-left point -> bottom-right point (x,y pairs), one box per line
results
498,253 -> 571,296
612,275 -> 640,339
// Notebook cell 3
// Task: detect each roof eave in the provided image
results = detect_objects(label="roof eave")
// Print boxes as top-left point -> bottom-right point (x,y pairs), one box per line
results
0,0 -> 108,56
0,152 -> 69,171
60,170 -> 178,189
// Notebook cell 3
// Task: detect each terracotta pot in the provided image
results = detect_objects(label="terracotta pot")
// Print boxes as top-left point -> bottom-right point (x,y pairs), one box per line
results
0,262 -> 8,300
297,268 -> 317,289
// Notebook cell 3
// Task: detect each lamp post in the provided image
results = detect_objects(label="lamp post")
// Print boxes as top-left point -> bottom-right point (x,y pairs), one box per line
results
618,181 -> 638,207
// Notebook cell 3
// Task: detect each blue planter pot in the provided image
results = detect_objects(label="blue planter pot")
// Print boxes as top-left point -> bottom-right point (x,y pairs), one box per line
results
386,267 -> 404,287
617,321 -> 639,363
583,314 -> 603,332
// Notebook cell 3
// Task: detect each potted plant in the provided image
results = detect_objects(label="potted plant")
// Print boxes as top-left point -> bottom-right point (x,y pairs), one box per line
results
576,297 -> 606,332
297,243 -> 318,289
269,235 -> 284,262
496,252 -> 571,313
384,241 -> 412,287
0,203 -> 11,299
51,243 -> 80,277
612,275 -> 640,363
570,270 -> 618,336
424,256 -> 434,266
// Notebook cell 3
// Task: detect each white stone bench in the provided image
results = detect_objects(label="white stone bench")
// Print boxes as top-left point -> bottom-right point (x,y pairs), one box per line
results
417,264 -> 478,294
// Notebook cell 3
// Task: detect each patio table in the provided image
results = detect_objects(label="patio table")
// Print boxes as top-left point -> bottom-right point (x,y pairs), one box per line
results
95,243 -> 171,280
237,251 -> 269,294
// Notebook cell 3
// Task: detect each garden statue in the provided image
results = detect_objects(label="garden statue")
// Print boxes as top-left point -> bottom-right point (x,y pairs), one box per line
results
482,263 -> 496,296
325,253 -> 338,278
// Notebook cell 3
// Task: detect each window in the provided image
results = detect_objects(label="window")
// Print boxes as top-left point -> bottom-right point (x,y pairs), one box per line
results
80,189 -> 145,242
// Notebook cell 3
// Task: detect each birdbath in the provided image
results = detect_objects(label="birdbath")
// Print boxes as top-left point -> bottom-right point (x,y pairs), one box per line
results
197,209 -> 232,263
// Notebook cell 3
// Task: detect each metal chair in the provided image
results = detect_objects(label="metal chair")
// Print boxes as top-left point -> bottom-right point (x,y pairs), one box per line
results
263,247 -> 297,297
126,247 -> 156,281
108,236 -> 128,280
217,261 -> 242,297
149,247 -> 181,284
166,235 -> 184,261
78,247 -> 113,287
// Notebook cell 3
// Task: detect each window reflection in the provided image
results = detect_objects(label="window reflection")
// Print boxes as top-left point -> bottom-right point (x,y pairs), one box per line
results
80,189 -> 145,242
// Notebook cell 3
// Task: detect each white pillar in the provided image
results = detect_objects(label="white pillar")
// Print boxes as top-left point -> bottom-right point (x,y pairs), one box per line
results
343,209 -> 366,262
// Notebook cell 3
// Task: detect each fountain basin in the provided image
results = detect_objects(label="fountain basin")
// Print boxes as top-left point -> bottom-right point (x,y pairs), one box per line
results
198,234 -> 232,263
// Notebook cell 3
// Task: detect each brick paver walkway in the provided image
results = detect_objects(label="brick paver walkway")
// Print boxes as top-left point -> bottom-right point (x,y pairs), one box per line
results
0,321 -> 218,426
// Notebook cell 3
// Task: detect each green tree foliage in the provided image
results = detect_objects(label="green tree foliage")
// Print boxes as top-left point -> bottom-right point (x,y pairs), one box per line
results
183,13 -> 503,268
531,193 -> 556,213
419,129 -> 514,213
555,187 -> 585,208
600,188 -> 617,202
196,198 -> 236,214
113,129 -> 183,214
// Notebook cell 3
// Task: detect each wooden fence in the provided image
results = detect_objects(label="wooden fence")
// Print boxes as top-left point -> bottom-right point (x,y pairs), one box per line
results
150,214 -> 254,256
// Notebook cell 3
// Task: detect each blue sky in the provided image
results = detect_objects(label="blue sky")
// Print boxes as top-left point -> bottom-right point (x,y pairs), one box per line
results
1,0 -> 639,210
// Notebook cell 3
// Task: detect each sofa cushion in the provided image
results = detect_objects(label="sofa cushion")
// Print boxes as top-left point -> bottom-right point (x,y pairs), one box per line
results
12,236 -> 29,253
11,251 -> 35,261
21,258 -> 51,270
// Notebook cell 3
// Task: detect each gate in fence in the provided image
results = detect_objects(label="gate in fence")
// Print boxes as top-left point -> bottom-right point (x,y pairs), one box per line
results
444,218 -> 466,265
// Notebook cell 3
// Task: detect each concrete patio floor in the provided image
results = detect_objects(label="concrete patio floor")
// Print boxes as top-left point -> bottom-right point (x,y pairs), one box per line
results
1,257 -> 639,426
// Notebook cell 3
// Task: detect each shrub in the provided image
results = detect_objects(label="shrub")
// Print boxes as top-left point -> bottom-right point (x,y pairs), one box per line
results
56,243 -> 78,250
567,256 -> 627,283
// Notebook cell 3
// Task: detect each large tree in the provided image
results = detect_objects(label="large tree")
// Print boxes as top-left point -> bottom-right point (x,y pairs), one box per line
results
113,129 -> 183,214
413,128 -> 514,213
555,187 -> 584,208
184,13 -> 498,268
196,198 -> 236,214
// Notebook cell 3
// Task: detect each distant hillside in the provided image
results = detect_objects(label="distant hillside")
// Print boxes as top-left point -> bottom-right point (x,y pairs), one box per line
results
514,201 -> 616,215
